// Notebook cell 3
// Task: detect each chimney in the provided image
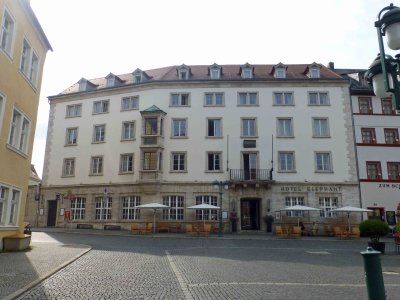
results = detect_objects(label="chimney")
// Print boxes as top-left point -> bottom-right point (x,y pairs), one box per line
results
328,62 -> 335,70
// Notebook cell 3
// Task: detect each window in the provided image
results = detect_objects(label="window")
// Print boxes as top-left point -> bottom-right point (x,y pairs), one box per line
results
195,195 -> 218,220
8,108 -> 30,154
207,152 -> 222,171
319,197 -> 338,217
106,77 -> 115,87
143,152 -> 158,170
0,93 -> 4,134
95,196 -> 112,220
361,128 -> 376,144
144,118 -> 158,135
381,99 -> 394,115
315,152 -> 332,172
285,197 -> 304,217
366,161 -> 382,180
71,197 -> 85,220
277,118 -> 293,137
384,128 -> 399,144
358,97 -> 372,114
387,162 -> 400,180
0,185 -> 20,227
171,152 -> 186,172
241,68 -> 252,79
207,118 -> 222,137
308,92 -> 329,105
210,69 -> 220,79
204,93 -> 224,106
313,118 -> 330,137
121,96 -> 139,111
309,68 -> 320,78
275,68 -> 286,78
90,156 -> 103,175
241,118 -> 257,137
122,121 -> 135,140
66,104 -> 82,118
122,196 -> 140,220
170,93 -> 190,106
0,8 -> 15,57
62,158 -> 75,177
172,119 -> 187,138
278,152 -> 295,172
238,93 -> 258,105
93,100 -> 109,114
20,39 -> 39,86
163,195 -> 184,220
120,154 -> 134,173
65,128 -> 78,145
93,125 -> 106,143
273,92 -> 293,105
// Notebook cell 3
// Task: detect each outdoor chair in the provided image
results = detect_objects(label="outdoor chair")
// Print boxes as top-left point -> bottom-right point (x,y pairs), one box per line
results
333,226 -> 347,239
275,225 -> 288,237
199,224 -> 212,237
394,235 -> 400,254
291,226 -> 302,238
186,224 -> 198,236
348,227 -> 360,239
131,223 -> 145,235
143,222 -> 153,234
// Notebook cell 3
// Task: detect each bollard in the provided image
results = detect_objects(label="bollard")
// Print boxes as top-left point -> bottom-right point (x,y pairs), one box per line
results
360,247 -> 386,300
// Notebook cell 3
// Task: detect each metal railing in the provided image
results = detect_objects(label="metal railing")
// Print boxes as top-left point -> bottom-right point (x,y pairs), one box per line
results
229,169 -> 272,181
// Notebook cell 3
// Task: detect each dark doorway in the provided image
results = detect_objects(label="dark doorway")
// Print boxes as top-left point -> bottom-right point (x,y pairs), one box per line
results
241,198 -> 260,230
243,153 -> 257,180
47,200 -> 57,227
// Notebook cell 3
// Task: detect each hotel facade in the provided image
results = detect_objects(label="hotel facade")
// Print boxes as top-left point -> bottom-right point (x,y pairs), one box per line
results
33,63 -> 360,233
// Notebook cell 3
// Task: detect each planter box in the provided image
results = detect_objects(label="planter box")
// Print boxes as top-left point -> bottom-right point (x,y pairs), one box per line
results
368,241 -> 386,254
3,234 -> 31,251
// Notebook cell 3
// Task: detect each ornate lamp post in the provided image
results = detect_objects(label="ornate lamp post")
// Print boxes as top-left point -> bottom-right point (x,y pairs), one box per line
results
365,3 -> 400,110
212,180 -> 229,237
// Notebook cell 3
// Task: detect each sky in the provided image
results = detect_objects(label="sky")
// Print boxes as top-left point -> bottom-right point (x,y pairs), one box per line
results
30,0 -> 393,177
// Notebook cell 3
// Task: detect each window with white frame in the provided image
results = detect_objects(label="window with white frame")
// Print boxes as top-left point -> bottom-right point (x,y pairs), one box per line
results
171,152 -> 186,172
278,152 -> 295,172
315,152 -> 332,172
204,93 -> 224,106
285,196 -> 304,217
20,39 -> 39,86
319,197 -> 338,217
95,196 -> 112,220
308,92 -> 329,105
275,68 -> 286,78
0,93 -> 4,134
162,195 -> 184,220
71,197 -> 85,220
170,93 -> 190,106
93,100 -> 109,114
273,92 -> 293,105
210,69 -> 220,79
62,158 -> 75,177
238,92 -> 258,105
0,186 -> 7,225
309,67 -> 320,78
93,125 -> 105,143
241,68 -> 252,79
172,119 -> 187,138
241,118 -> 257,137
207,152 -> 221,171
65,127 -> 78,145
122,196 -> 140,220
8,108 -> 30,154
66,104 -> 82,118
312,118 -> 330,137
207,118 -> 222,137
121,96 -> 139,111
9,189 -> 19,226
122,121 -> 135,140
277,118 -> 293,137
0,185 -> 20,227
195,195 -> 218,220
90,156 -> 103,175
120,154 -> 134,173
0,8 -> 15,57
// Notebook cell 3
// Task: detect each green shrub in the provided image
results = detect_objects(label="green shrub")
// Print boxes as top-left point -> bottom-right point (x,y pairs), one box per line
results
359,219 -> 389,243
395,223 -> 400,234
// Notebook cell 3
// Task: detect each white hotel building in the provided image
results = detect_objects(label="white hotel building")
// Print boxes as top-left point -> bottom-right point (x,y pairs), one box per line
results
35,63 -> 360,233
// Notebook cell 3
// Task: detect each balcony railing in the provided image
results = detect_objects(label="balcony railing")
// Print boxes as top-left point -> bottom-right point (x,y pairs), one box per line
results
140,135 -> 164,148
230,169 -> 272,181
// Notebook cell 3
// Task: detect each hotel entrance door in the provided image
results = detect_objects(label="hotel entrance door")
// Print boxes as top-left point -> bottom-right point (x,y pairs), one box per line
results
241,198 -> 260,230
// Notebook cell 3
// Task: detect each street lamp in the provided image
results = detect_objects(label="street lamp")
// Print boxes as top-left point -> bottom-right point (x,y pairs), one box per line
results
212,180 -> 229,237
365,3 -> 400,110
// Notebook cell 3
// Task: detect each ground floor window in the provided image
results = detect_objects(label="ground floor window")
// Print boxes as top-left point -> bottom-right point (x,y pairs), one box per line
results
0,184 -> 21,227
285,196 -> 304,217
163,195 -> 184,220
95,196 -> 112,220
195,195 -> 218,220
319,197 -> 338,217
122,196 -> 140,220
71,197 -> 85,220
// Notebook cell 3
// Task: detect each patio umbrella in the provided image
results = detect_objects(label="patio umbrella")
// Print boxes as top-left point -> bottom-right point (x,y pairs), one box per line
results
276,205 -> 321,226
135,203 -> 170,233
330,206 -> 372,233
187,204 -> 220,227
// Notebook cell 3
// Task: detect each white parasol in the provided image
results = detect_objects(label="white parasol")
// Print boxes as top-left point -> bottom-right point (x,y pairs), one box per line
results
276,205 -> 321,226
187,204 -> 220,227
330,206 -> 372,233
135,203 -> 170,233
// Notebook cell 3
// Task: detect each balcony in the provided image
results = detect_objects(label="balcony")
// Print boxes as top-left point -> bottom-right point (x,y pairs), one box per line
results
230,169 -> 273,183
140,135 -> 164,148
139,170 -> 162,181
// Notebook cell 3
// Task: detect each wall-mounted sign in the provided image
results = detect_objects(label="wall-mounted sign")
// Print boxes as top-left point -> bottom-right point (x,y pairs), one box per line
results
280,186 -> 342,192
378,183 -> 400,189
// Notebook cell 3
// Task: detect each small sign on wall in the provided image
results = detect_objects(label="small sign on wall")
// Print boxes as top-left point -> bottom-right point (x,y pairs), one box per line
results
39,208 -> 44,215
60,208 -> 65,216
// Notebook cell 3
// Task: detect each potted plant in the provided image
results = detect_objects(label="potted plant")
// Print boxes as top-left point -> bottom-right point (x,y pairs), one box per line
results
263,215 -> 274,233
394,223 -> 400,240
359,219 -> 390,254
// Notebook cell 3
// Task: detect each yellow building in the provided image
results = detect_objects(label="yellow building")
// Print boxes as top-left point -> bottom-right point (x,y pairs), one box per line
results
0,0 -> 51,250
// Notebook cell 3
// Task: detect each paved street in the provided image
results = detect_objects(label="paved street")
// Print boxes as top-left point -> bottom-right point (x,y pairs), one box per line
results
9,231 -> 400,299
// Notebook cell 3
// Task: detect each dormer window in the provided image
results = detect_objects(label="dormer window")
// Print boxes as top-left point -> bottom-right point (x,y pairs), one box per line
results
306,63 -> 321,79
211,69 -> 220,79
179,70 -> 188,80
209,63 -> 222,80
240,63 -> 253,79
177,64 -> 190,80
310,68 -> 320,78
78,78 -> 97,92
79,80 -> 87,92
133,68 -> 150,84
106,77 -> 115,87
275,68 -> 286,79
135,74 -> 142,83
105,73 -> 124,88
